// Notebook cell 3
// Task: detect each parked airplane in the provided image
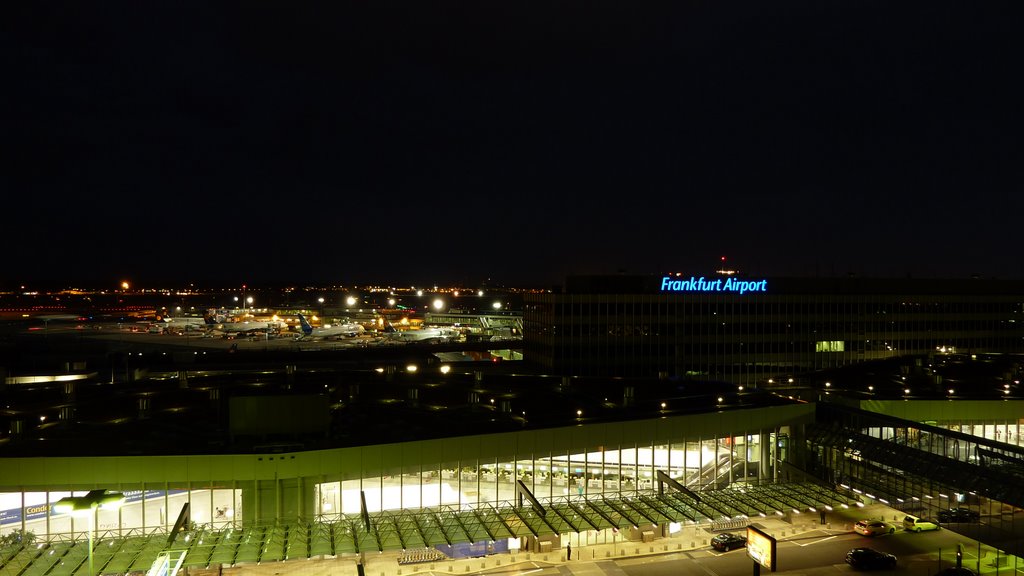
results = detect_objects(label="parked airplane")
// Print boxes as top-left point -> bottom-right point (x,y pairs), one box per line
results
296,313 -> 365,340
383,322 -> 457,343
203,310 -> 281,335
154,315 -> 209,329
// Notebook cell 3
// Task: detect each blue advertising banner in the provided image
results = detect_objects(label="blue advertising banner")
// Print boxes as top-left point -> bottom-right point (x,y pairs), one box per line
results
0,489 -> 190,526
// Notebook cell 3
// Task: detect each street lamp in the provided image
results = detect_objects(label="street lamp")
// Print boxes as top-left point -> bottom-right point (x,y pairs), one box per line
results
55,489 -> 126,576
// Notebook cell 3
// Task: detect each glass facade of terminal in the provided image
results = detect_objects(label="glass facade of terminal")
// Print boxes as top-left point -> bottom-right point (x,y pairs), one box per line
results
314,432 -> 779,518
0,430 -> 785,542
524,277 -> 1024,382
5,409 -> 1020,547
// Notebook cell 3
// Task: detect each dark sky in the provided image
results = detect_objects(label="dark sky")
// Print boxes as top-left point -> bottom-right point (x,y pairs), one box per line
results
4,2 -> 1023,290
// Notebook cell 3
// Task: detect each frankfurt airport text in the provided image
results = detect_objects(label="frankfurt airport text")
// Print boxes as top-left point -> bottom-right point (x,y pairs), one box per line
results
660,276 -> 768,294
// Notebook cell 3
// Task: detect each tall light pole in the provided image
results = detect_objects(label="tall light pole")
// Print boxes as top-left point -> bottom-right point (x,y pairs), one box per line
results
55,490 -> 126,576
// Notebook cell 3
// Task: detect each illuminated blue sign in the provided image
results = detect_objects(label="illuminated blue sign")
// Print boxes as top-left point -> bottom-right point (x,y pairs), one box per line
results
660,276 -> 767,294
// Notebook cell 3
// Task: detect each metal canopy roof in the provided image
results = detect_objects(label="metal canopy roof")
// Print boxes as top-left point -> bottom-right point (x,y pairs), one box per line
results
202,482 -> 856,561
0,482 -> 859,576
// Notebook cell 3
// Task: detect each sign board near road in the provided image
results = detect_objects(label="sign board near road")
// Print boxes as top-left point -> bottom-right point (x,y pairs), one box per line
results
746,524 -> 777,572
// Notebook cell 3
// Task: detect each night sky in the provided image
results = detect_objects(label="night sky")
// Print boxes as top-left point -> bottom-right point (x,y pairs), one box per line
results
4,2 -> 1023,290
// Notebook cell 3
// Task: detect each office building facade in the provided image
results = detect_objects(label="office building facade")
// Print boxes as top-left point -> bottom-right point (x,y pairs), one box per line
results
523,275 -> 1024,382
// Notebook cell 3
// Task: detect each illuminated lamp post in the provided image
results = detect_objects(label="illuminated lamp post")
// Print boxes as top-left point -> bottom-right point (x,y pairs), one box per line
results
55,489 -> 126,576
318,297 -> 325,323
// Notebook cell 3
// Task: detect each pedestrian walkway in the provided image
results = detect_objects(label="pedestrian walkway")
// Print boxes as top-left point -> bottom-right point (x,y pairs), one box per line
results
213,504 -> 1021,576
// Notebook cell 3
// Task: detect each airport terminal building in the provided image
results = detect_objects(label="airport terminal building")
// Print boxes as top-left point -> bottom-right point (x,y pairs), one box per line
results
523,275 -> 1024,382
1,278 -> 1024,575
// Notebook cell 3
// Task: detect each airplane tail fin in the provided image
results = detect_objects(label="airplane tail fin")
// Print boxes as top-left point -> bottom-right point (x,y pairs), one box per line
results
297,313 -> 314,336
383,321 -> 397,334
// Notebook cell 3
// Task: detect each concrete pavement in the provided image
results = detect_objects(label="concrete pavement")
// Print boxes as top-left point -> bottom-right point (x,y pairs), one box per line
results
214,504 -> 1021,576
217,505 -> 873,576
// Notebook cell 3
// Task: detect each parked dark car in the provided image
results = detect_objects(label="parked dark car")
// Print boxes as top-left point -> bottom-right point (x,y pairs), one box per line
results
710,532 -> 747,551
937,507 -> 980,523
846,547 -> 897,570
